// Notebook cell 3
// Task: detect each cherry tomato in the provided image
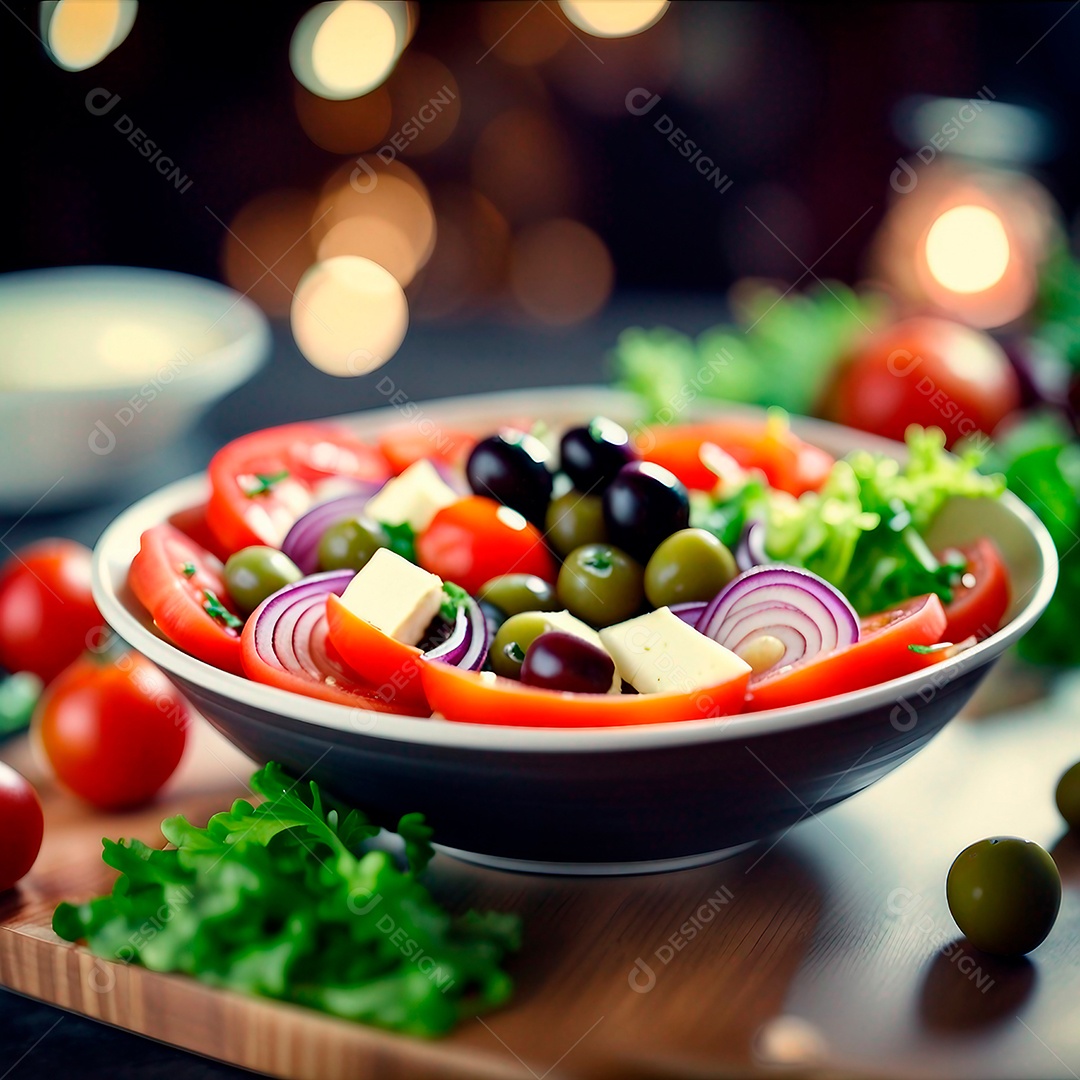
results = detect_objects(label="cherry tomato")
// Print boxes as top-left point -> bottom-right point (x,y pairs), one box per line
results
828,318 -> 1020,448
378,425 -> 476,475
35,650 -> 189,810
941,538 -> 1010,643
129,524 -> 244,675
416,496 -> 557,595
420,661 -> 750,727
0,761 -> 43,891
0,539 -> 103,684
641,419 -> 833,495
323,595 -> 430,711
747,594 -> 948,711
206,422 -> 391,553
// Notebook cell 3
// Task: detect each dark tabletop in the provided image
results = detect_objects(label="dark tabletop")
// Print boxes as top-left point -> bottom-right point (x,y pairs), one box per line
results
0,291 -> 721,1079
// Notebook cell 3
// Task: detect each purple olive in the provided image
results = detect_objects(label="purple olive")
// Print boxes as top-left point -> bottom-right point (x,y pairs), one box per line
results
467,430 -> 553,527
520,631 -> 615,695
559,418 -> 637,493
602,461 -> 689,564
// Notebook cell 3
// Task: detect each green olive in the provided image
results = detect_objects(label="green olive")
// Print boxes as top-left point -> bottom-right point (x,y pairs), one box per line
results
478,574 -> 559,617
557,543 -> 644,628
1056,761 -> 1080,830
644,528 -> 737,609
317,518 -> 386,572
224,546 -> 303,616
545,491 -> 607,558
946,837 -> 1061,956
490,612 -> 560,679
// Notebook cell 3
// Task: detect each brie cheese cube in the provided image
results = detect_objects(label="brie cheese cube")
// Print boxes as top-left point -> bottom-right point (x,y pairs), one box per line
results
365,459 -> 459,533
599,608 -> 751,695
339,547 -> 444,646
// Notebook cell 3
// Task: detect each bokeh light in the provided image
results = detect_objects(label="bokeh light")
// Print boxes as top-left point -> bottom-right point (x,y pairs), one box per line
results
290,1 -> 415,101
382,52 -> 461,156
313,160 -> 436,286
293,83 -> 392,154
559,0 -> 669,38
925,205 -> 1010,294
291,256 -> 409,377
222,190 -> 318,316
42,0 -> 137,72
478,1 -> 568,65
510,218 -> 613,325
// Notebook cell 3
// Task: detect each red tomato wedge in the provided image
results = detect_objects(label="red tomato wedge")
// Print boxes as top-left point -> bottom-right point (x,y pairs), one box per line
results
747,594 -> 948,711
416,496 -> 557,594
378,425 -> 476,475
206,423 -> 391,553
324,595 -> 429,710
242,596 -> 415,713
421,662 -> 750,728
129,524 -> 244,675
641,419 -> 833,495
941,538 -> 1009,643
168,502 -> 232,562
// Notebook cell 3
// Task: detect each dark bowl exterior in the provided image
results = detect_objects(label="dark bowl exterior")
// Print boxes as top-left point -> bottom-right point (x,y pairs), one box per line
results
172,659 -> 989,869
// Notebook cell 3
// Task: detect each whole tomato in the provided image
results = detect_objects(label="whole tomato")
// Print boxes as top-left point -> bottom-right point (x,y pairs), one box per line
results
828,317 -> 1020,447
36,649 -> 189,810
0,539 -> 103,683
0,761 -> 43,891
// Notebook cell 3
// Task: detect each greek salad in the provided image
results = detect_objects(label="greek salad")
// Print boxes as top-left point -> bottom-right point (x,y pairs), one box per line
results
128,413 -> 1010,726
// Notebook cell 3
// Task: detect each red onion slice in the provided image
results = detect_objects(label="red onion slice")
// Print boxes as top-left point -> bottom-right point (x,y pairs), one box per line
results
670,601 -> 708,626
696,565 -> 859,674
280,485 -> 384,574
735,520 -> 770,572
422,593 -> 489,671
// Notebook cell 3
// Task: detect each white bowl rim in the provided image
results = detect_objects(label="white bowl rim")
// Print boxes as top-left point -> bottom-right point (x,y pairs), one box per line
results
91,392 -> 1060,756
0,264 -> 270,398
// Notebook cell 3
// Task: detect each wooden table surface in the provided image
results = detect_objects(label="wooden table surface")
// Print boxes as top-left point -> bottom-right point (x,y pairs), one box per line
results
3,659 -> 1080,1080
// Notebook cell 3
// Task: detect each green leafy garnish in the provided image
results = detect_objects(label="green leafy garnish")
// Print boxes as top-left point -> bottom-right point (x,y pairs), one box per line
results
439,582 -> 470,622
382,521 -> 417,564
613,282 -> 887,419
52,763 -> 520,1037
181,562 -> 196,578
203,589 -> 243,630
244,470 -> 290,497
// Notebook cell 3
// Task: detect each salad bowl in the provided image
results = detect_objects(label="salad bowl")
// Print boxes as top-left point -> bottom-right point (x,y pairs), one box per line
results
91,387 -> 1058,874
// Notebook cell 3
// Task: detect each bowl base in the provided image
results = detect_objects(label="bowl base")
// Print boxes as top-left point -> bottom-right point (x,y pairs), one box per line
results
434,841 -> 757,877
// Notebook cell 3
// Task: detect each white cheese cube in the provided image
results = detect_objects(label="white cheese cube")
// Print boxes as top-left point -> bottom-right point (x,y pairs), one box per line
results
599,608 -> 751,695
339,547 -> 444,646
365,459 -> 459,533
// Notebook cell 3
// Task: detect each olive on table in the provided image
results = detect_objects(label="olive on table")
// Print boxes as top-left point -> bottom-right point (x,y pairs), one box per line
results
490,612 -> 560,679
1055,761 -> 1080,830
602,461 -> 690,565
520,631 -> 615,695
224,546 -> 303,616
466,430 -> 553,527
946,837 -> 1061,956
545,491 -> 607,558
557,543 -> 644,627
644,528 -> 738,608
479,574 -> 559,617
559,418 -> 636,493
317,518 -> 387,573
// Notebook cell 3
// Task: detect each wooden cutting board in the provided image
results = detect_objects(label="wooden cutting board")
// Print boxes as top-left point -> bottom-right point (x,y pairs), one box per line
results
4,662 -> 1080,1080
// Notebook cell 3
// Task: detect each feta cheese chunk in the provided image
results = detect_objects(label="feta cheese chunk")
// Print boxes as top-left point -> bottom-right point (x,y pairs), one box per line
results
339,547 -> 444,646
365,459 -> 459,533
599,607 -> 751,695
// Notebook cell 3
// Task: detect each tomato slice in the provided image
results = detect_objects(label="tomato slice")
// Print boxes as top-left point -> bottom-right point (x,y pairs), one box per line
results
642,419 -> 834,495
421,662 -> 750,727
747,594 -> 948,711
416,496 -> 557,594
940,538 -> 1009,643
242,595 -> 415,713
168,502 -> 233,562
324,595 -> 429,710
206,422 -> 391,553
129,524 -> 244,675
378,425 -> 476,475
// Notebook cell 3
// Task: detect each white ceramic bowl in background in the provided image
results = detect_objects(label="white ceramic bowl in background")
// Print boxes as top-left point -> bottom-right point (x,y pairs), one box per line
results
92,387 -> 1059,875
0,266 -> 270,512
